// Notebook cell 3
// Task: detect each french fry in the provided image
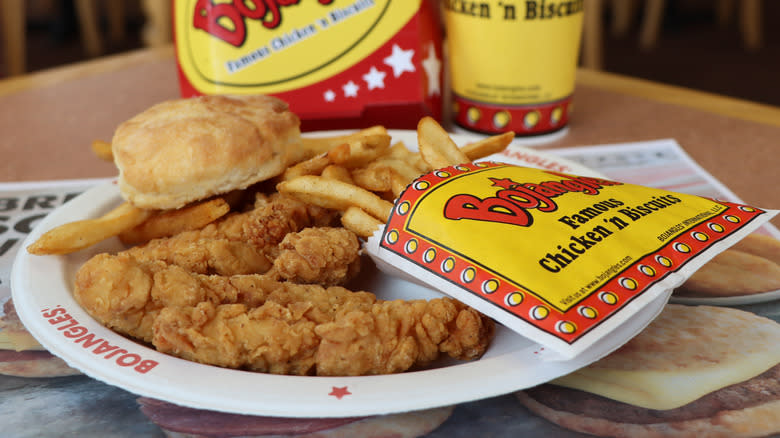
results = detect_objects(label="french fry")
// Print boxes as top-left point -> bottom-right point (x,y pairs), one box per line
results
321,164 -> 355,184
91,139 -> 113,161
461,131 -> 515,161
353,159 -> 421,196
390,173 -> 409,199
351,166 -> 393,192
282,133 -> 392,181
118,198 -> 231,245
326,134 -> 392,168
341,206 -> 384,239
301,126 -> 389,156
277,175 -> 393,221
417,117 -> 469,169
385,142 -> 430,173
375,158 -> 424,184
386,141 -> 409,156
280,153 -> 331,181
27,202 -> 152,255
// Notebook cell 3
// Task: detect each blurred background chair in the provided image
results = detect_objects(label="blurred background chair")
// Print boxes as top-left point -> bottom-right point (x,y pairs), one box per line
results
139,0 -> 171,48
582,0 -> 605,70
637,0 -> 762,50
0,0 -> 171,77
581,0 -> 764,71
2,0 -> 126,76
1,0 -> 27,76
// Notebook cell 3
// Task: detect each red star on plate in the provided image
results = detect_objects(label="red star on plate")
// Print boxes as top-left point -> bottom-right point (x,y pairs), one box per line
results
489,177 -> 519,190
328,386 -> 351,400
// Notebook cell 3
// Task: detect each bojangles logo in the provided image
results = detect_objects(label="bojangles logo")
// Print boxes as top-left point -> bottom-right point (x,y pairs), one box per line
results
193,0 -> 335,47
443,171 -> 622,227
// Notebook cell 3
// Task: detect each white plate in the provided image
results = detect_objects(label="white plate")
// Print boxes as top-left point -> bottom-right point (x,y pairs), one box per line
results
11,130 -> 670,418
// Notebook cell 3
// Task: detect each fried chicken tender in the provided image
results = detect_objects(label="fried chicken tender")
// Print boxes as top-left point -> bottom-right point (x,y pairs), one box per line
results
75,224 -> 363,343
272,227 -> 361,286
73,253 -> 276,343
74,253 -> 494,376
245,193 -> 339,252
153,294 -> 493,376
153,285 -> 377,375
314,298 -> 494,376
122,193 -> 338,276
124,236 -> 273,277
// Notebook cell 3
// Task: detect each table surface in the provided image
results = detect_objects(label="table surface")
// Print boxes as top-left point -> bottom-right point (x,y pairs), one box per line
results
1,46 -> 779,437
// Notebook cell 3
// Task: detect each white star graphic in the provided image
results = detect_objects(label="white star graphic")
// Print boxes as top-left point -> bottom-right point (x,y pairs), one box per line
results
362,66 -> 386,90
323,89 -> 336,102
421,43 -> 441,96
342,80 -> 359,98
383,44 -> 415,78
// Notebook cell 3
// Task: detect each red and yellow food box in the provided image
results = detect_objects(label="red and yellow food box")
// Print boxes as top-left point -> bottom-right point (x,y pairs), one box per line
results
173,0 -> 443,131
365,162 -> 778,358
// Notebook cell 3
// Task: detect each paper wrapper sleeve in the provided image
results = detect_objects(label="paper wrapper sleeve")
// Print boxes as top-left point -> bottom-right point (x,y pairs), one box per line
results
363,163 -> 778,359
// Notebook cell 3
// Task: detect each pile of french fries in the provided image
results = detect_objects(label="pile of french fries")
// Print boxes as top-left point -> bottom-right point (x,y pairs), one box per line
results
27,118 -> 514,255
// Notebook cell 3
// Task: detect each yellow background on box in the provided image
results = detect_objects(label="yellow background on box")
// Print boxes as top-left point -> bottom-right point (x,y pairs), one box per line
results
175,0 -> 418,94
444,0 -> 583,105
405,167 -> 724,310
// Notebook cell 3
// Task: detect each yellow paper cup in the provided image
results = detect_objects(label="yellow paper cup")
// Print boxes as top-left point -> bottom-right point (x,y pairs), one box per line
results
443,1 -> 584,138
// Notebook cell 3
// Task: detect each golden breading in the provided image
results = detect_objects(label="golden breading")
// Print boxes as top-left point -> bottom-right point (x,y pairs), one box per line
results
112,95 -> 304,209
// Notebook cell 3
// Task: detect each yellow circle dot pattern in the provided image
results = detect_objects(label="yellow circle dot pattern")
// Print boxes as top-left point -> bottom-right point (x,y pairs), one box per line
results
530,305 -> 549,320
708,223 -> 725,233
578,306 -> 598,319
674,242 -> 692,253
655,255 -> 673,268
413,181 -> 430,190
441,257 -> 455,273
493,111 -> 510,129
551,107 -> 562,125
556,321 -> 577,334
524,111 -> 540,128
505,292 -> 524,307
481,279 -> 499,294
639,265 -> 656,277
599,291 -> 618,305
467,107 -> 481,124
385,230 -> 399,245
461,267 -> 476,283
619,277 -> 638,290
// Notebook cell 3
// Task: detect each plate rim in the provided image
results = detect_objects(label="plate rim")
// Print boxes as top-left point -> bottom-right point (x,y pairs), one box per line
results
669,289 -> 780,306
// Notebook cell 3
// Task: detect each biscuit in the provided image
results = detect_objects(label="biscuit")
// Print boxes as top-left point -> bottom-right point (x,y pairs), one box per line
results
730,233 -> 780,266
0,299 -> 80,377
677,248 -> 780,297
112,95 -> 303,209
517,390 -> 780,438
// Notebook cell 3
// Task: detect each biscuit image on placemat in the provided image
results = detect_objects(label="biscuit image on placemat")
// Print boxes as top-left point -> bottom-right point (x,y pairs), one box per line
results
517,304 -> 780,438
